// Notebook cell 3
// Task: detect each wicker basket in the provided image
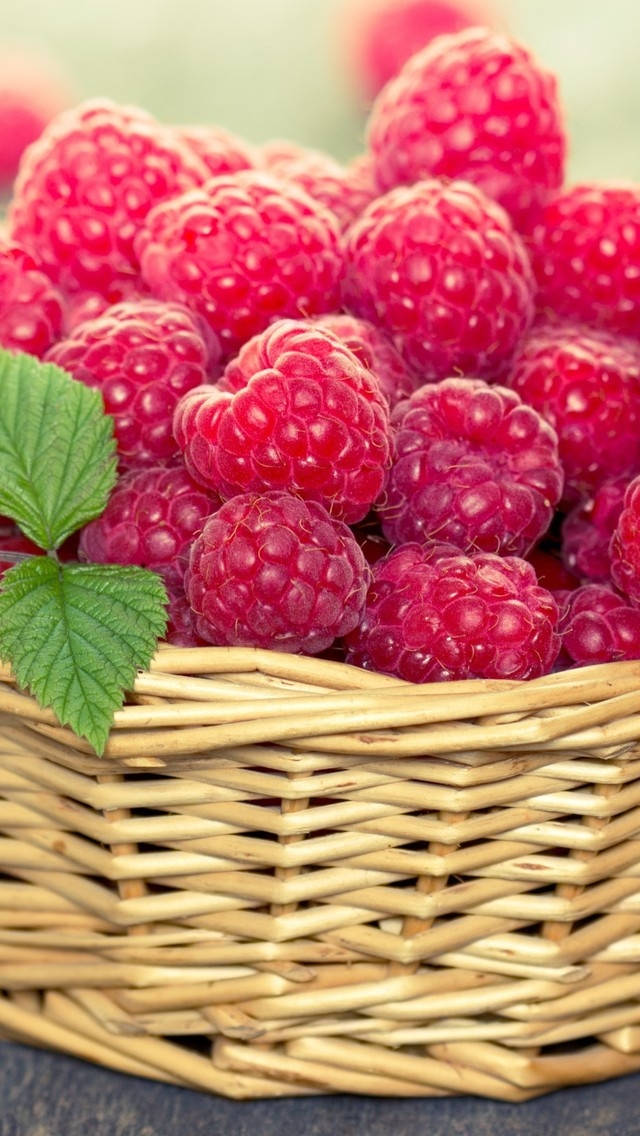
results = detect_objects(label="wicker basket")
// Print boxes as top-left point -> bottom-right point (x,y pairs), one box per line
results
3,646 -> 640,1100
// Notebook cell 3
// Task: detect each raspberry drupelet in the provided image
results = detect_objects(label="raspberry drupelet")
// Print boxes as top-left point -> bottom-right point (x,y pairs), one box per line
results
527,184 -> 640,337
343,178 -> 535,382
186,491 -> 370,654
135,171 -> 344,362
0,239 -> 65,357
346,543 -> 560,681
367,27 -> 565,225
174,320 -> 392,524
8,99 -> 208,299
174,125 -> 255,179
506,324 -> 640,503
562,479 -> 627,584
79,464 -> 220,646
379,377 -> 563,556
46,300 -> 221,467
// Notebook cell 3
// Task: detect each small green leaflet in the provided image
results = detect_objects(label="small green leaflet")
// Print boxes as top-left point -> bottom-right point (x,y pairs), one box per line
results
0,350 -> 117,550
0,557 -> 167,756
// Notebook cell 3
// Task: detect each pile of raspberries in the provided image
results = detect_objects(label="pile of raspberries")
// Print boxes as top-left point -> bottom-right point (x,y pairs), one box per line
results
3,26 -> 640,684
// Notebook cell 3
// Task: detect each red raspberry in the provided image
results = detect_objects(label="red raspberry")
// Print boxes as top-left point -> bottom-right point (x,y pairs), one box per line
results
380,377 -> 563,556
135,171 -> 344,361
46,300 -> 220,467
186,491 -> 370,654
562,479 -> 627,584
8,99 -> 207,299
0,239 -> 65,357
558,585 -> 640,666
175,320 -> 392,524
0,533 -> 41,577
175,125 -> 255,179
313,313 -> 419,406
506,324 -> 640,503
79,464 -> 219,646
367,28 -> 565,225
611,477 -> 640,605
346,543 -> 559,681
343,179 -> 535,381
261,142 -> 377,231
342,0 -> 498,101
527,185 -> 640,336
527,547 -> 579,595
0,48 -> 71,187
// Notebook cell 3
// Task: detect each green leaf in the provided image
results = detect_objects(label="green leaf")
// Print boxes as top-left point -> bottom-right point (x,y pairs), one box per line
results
0,350 -> 117,549
0,557 -> 168,755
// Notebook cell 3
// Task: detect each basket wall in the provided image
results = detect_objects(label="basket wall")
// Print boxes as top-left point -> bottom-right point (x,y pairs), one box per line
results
2,647 -> 640,1100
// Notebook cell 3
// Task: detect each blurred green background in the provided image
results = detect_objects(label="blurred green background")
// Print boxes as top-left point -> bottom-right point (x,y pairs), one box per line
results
2,0 -> 639,179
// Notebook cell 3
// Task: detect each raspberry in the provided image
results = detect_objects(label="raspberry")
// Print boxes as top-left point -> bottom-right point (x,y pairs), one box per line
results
8,99 -> 208,299
135,171 -> 344,361
46,300 -> 220,467
261,142 -> 377,231
0,239 -> 65,357
346,543 -> 559,681
343,179 -> 535,381
528,547 -> 579,594
611,477 -> 640,605
186,491 -> 370,654
367,28 -> 565,225
506,324 -> 640,502
527,185 -> 640,336
562,479 -> 627,584
558,585 -> 640,666
175,320 -> 392,524
0,533 -> 41,577
79,464 -> 219,646
175,125 -> 255,179
379,377 -> 563,556
0,48 -> 71,187
312,313 -> 419,406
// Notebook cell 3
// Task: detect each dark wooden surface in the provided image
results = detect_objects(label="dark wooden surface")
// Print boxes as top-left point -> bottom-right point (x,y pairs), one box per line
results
1,1042 -> 639,1135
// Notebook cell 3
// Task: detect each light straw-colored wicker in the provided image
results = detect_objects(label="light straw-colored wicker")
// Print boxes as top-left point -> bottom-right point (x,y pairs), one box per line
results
3,646 -> 640,1099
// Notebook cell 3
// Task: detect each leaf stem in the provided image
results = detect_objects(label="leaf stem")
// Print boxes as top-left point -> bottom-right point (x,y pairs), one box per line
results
0,550 -> 37,564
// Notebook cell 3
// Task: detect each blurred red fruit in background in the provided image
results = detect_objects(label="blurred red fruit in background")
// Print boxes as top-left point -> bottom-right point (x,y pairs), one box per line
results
340,0 -> 500,101
0,46 -> 72,188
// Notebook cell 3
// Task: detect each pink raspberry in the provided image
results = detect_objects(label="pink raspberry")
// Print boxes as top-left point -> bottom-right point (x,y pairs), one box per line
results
342,0 -> 498,101
312,313 -> 419,406
135,171 -> 344,361
261,141 -> 377,231
558,585 -> 640,666
562,479 -> 627,584
79,464 -> 219,646
0,48 -> 71,187
46,300 -> 220,467
186,491 -> 370,654
379,377 -> 563,556
506,324 -> 640,502
367,28 -> 565,225
0,239 -> 65,357
343,179 -> 535,381
611,477 -> 640,605
527,185 -> 640,337
527,547 -> 579,595
346,543 -> 559,681
8,99 -> 208,299
175,125 -> 255,179
175,320 -> 391,524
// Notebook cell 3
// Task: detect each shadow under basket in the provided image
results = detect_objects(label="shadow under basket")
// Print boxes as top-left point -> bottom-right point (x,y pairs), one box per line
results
3,647 -> 640,1100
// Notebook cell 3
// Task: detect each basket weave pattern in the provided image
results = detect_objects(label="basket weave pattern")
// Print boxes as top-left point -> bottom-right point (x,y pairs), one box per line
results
3,646 -> 640,1099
